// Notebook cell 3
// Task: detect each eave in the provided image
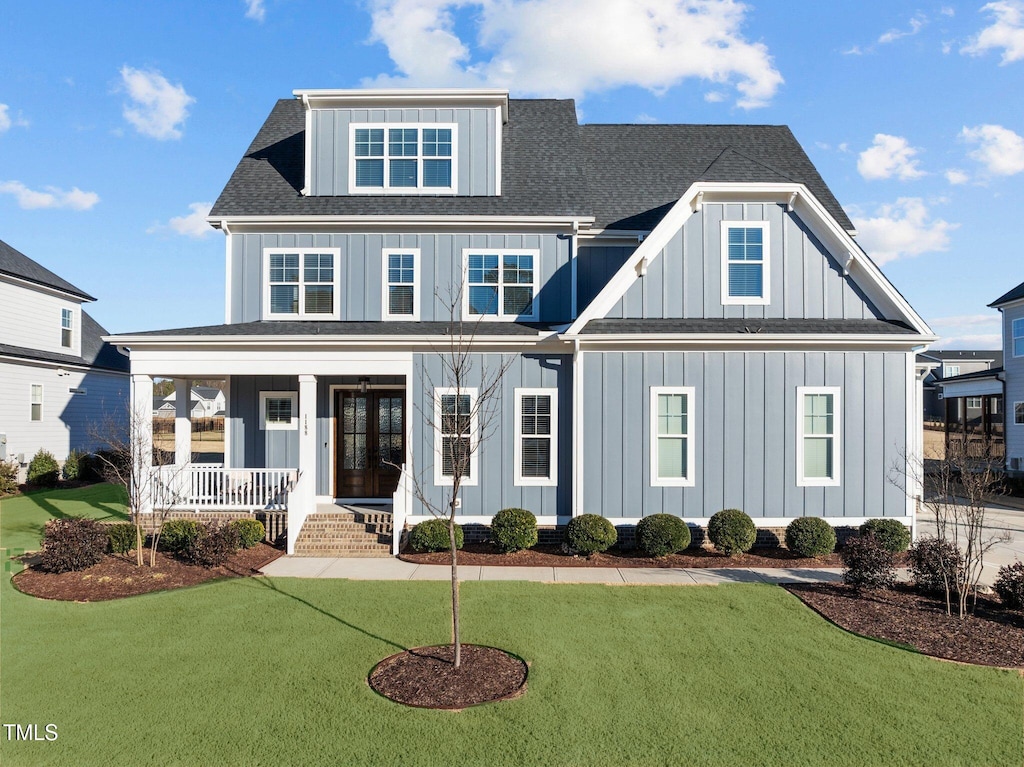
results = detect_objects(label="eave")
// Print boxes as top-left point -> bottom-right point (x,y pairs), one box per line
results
207,214 -> 595,233
292,88 -> 510,122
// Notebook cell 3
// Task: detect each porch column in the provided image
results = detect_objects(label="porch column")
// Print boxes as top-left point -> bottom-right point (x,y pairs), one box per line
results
288,374 -> 318,554
131,374 -> 154,514
174,378 -> 192,467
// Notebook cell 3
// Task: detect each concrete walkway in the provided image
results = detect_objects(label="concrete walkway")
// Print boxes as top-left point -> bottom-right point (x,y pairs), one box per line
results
917,502 -> 1024,586
260,556 -> 845,585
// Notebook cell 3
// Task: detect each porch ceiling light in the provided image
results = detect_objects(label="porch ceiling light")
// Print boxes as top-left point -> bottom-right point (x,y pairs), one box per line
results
359,377 -> 370,394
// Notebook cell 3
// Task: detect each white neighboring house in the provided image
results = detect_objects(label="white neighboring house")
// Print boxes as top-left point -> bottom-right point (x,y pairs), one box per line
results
153,386 -> 226,419
0,238 -> 129,479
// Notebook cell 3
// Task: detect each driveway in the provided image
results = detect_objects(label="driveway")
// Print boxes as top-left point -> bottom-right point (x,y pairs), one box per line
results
916,501 -> 1024,586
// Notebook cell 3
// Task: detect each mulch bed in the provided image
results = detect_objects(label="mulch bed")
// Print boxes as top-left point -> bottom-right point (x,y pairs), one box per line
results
786,583 -> 1024,668
11,543 -> 282,602
369,644 -> 528,709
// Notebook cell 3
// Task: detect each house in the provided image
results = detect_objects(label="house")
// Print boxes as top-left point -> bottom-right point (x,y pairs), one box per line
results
0,238 -> 129,479
153,386 -> 226,419
917,349 -> 1002,422
110,88 -> 935,555
986,280 -> 1024,475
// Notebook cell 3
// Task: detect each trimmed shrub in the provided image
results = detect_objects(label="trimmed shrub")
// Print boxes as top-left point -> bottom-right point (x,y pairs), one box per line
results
785,517 -> 837,559
107,522 -> 141,554
159,519 -> 202,553
39,517 -> 109,573
409,519 -> 464,552
636,514 -> 691,557
0,460 -> 18,496
27,449 -> 60,487
490,508 -> 538,553
994,561 -> 1024,610
908,537 -> 964,595
859,518 -> 911,553
76,452 -> 105,483
841,535 -> 896,590
565,514 -> 617,555
62,449 -> 84,482
229,518 -> 266,549
707,509 -> 756,556
182,523 -> 241,568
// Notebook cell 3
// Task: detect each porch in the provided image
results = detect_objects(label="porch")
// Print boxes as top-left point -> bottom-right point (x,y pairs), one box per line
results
935,369 -> 1005,464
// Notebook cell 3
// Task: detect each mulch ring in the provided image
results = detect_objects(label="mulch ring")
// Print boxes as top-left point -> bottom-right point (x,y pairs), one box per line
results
369,644 -> 528,709
11,543 -> 282,602
785,583 -> 1024,668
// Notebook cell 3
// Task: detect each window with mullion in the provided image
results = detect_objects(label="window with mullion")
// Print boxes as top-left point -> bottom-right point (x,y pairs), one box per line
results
798,387 -> 840,486
1015,401 -> 1024,425
436,390 -> 476,484
721,221 -> 769,304
352,124 -> 454,191
383,250 -> 418,319
515,390 -> 557,485
265,249 -> 339,319
60,308 -> 73,348
650,387 -> 694,486
1014,318 -> 1024,357
465,250 -> 537,319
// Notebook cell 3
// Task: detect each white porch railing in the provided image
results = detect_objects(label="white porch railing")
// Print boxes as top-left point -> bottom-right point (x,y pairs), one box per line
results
154,466 -> 297,511
391,463 -> 410,555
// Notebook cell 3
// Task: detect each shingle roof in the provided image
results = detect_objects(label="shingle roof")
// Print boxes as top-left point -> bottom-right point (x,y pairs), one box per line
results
0,238 -> 94,300
119,320 -> 553,337
580,318 -> 916,335
0,311 -> 129,372
990,280 -> 1024,307
935,366 -> 1004,384
917,349 -> 1002,363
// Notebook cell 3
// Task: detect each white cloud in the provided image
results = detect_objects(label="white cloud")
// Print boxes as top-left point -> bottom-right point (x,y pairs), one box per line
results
961,1 -> 1024,63
850,197 -> 957,264
0,104 -> 29,133
148,202 -> 214,238
930,314 -> 1002,349
878,14 -> 926,44
945,168 -> 970,184
119,65 -> 195,140
960,123 -> 1024,175
857,134 -> 926,180
841,45 -> 864,55
634,113 -> 659,124
244,0 -> 266,22
0,180 -> 100,210
703,91 -> 726,103
364,0 -> 784,109
940,6 -> 955,17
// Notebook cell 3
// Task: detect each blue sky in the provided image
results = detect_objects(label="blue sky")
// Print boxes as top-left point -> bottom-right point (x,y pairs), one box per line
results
2,1 -> 1023,347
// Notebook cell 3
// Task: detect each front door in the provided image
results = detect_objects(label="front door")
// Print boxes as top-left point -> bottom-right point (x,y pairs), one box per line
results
335,390 -> 404,498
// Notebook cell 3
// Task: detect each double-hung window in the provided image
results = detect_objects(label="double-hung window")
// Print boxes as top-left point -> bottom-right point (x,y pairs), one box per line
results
435,388 -> 477,486
1015,402 -> 1024,426
943,364 -> 961,378
60,308 -> 73,348
650,387 -> 695,487
514,389 -> 557,485
798,387 -> 841,486
351,124 -> 456,193
30,384 -> 43,422
382,249 -> 420,320
464,249 -> 538,320
721,221 -> 769,305
259,392 -> 297,431
1014,318 -> 1024,357
263,248 -> 340,319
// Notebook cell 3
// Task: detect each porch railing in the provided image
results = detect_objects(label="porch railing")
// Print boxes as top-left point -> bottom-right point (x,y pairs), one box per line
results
154,466 -> 298,511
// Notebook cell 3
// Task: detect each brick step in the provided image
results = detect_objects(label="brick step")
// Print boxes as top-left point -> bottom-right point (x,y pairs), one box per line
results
292,550 -> 392,558
298,523 -> 394,532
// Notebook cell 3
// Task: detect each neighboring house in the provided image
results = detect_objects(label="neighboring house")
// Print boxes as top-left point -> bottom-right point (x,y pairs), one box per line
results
153,386 -> 226,418
0,238 -> 129,479
989,280 -> 1024,475
111,89 -> 935,554
918,350 -> 1002,422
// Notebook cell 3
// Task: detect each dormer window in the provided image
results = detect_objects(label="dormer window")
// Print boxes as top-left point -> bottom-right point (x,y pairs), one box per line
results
721,221 -> 770,305
350,124 -> 457,193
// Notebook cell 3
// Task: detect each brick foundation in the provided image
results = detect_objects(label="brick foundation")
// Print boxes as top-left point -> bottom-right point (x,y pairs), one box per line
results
137,511 -> 286,545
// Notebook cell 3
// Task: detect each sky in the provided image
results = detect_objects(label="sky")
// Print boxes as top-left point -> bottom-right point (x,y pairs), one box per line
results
1,0 -> 1023,348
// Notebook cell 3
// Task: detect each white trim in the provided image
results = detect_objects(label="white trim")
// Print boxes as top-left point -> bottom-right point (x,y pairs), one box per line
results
1014,402 -> 1024,426
223,223 -> 233,324
1013,317 -> 1024,358
29,382 -> 43,422
259,391 -> 297,431
720,220 -> 770,306
261,247 -> 342,321
572,342 -> 584,517
434,387 -> 478,487
513,388 -> 558,486
381,248 -> 421,321
650,386 -> 696,487
796,386 -> 841,487
301,94 -> 312,196
493,104 -> 503,195
461,248 -> 540,321
222,376 -> 232,468
401,514 -> 911,528
60,307 -> 74,349
208,215 -> 592,231
294,89 -> 509,121
347,123 -> 458,195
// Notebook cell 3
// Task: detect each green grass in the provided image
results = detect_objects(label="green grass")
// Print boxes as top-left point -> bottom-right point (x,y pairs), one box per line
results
0,483 -> 128,557
1,489 -> 1022,767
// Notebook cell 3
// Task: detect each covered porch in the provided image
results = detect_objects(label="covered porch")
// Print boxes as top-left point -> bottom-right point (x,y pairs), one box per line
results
936,368 -> 1005,463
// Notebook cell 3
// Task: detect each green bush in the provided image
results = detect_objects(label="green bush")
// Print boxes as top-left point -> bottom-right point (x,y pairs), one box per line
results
229,518 -> 266,549
859,518 -> 911,553
707,509 -> 756,556
409,519 -> 464,552
27,449 -> 60,487
490,508 -> 538,553
993,562 -> 1024,610
841,535 -> 895,590
785,517 -> 836,558
565,514 -> 617,555
62,449 -> 84,481
39,517 -> 108,573
107,522 -> 141,554
908,537 -> 963,595
181,523 -> 241,568
159,519 -> 202,553
636,514 -> 691,557
0,460 -> 18,496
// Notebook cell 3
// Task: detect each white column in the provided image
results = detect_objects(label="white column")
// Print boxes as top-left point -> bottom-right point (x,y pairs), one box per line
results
288,374 -> 318,554
131,374 -> 154,515
174,378 -> 192,467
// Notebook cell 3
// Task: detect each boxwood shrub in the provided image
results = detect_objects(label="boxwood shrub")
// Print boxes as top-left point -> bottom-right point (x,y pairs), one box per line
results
27,449 -> 60,487
994,562 -> 1024,610
181,523 -> 241,568
107,522 -> 141,554
908,536 -> 963,595
39,517 -> 108,573
707,509 -> 756,556
785,517 -> 836,558
565,514 -> 617,555
636,514 -> 691,557
229,518 -> 266,549
490,508 -> 537,553
841,535 -> 895,590
859,518 -> 911,553
159,519 -> 202,553
409,518 -> 464,552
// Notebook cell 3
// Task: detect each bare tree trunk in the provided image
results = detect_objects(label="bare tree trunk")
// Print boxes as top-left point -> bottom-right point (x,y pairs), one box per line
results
450,505 -> 461,669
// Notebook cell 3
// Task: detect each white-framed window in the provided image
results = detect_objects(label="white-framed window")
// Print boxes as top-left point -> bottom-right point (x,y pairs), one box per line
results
797,386 -> 841,487
514,389 -> 558,486
259,392 -> 297,431
650,387 -> 696,487
721,221 -> 770,305
1013,318 -> 1024,357
30,384 -> 43,422
966,397 -> 983,409
349,123 -> 457,193
434,387 -> 478,486
381,249 -> 420,320
463,249 -> 539,321
943,364 -> 960,378
262,248 -> 341,320
1015,402 -> 1024,425
60,308 -> 73,348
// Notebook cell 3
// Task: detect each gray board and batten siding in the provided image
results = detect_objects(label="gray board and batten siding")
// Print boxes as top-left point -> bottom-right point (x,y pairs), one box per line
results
308,107 -> 498,197
228,232 -> 572,324
228,376 -> 299,470
581,350 -> 908,520
606,203 -> 884,321
1004,303 -> 1024,467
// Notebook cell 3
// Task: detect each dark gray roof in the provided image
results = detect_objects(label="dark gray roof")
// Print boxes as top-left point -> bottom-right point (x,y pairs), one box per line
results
0,238 -> 94,300
935,366 -> 1004,384
990,280 -> 1024,307
120,320 -> 553,337
580,318 -> 917,335
917,349 -> 1002,364
191,386 -> 223,400
0,311 -> 129,373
